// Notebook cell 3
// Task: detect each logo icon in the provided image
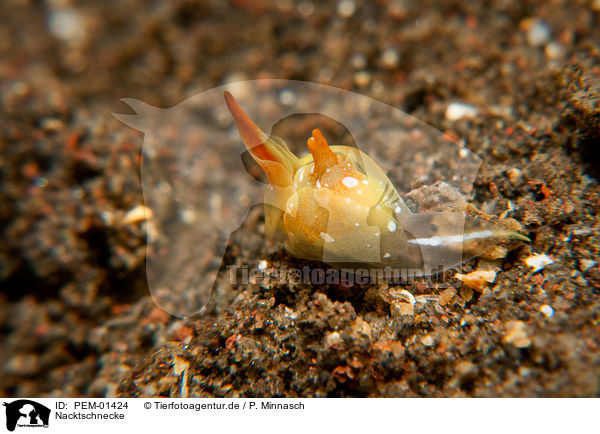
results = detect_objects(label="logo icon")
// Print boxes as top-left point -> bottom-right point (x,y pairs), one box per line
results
3,400 -> 50,432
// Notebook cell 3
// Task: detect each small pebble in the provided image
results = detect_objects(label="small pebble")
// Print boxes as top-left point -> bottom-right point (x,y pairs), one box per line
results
353,70 -> 371,88
455,270 -> 496,292
503,320 -> 531,348
518,366 -> 531,377
525,19 -> 551,47
298,0 -> 314,17
100,210 -> 114,225
445,102 -> 478,121
386,0 -> 406,18
41,118 -> 64,131
324,331 -> 342,349
459,286 -> 474,302
380,48 -> 399,69
34,177 -> 48,188
573,228 -> 592,236
545,42 -> 564,60
506,167 -> 523,186
5,354 -> 40,376
180,208 -> 196,224
421,335 -> 434,347
317,67 -> 334,83
438,286 -> 457,306
337,0 -> 356,18
350,53 -> 367,70
540,304 -> 554,318
71,186 -> 84,199
390,300 -> 414,318
121,204 -> 153,225
454,361 -> 478,386
579,259 -> 597,273
48,9 -> 86,43
525,253 -> 554,272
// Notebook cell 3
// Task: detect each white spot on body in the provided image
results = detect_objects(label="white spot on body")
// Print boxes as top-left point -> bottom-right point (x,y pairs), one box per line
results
342,176 -> 359,188
387,221 -> 397,232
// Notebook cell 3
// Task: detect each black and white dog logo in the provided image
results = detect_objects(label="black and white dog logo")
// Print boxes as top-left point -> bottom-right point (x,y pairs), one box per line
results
3,400 -> 50,431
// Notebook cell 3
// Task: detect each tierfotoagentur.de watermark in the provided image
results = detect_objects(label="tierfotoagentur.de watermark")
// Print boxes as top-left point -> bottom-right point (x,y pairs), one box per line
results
227,263 -> 454,288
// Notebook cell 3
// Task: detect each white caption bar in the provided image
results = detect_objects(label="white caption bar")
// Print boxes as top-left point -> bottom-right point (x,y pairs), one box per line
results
0,398 -> 594,434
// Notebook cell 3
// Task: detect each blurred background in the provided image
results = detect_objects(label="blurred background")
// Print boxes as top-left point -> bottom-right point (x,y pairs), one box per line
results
1,0 -> 599,397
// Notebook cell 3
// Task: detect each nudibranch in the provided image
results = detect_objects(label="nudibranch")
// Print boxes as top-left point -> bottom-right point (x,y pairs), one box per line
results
224,91 -> 528,276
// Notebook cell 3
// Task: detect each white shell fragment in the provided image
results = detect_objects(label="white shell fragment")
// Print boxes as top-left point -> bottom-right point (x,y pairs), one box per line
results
455,270 -> 497,292
337,0 -> 356,18
526,20 -> 551,47
540,304 -> 554,318
121,204 -> 153,224
445,102 -> 478,121
525,253 -> 554,272
342,176 -> 359,188
421,335 -> 434,347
